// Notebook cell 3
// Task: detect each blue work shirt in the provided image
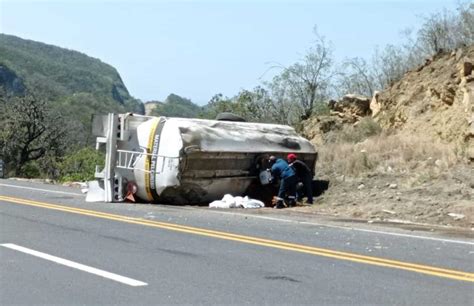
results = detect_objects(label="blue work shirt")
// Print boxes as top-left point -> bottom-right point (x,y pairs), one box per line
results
271,158 -> 295,180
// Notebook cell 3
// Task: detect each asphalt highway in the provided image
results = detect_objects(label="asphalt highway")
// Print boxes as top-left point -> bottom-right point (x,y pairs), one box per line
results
1,179 -> 473,305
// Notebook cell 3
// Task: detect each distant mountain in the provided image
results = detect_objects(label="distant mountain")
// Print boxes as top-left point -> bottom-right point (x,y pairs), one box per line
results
0,33 -> 144,117
146,94 -> 202,118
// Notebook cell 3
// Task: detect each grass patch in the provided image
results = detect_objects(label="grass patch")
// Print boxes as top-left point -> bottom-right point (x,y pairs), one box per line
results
317,133 -> 460,178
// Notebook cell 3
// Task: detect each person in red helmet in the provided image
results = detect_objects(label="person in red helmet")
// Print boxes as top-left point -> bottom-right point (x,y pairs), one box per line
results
287,153 -> 314,204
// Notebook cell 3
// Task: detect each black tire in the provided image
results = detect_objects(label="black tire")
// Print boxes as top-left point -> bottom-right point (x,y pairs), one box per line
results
215,112 -> 246,122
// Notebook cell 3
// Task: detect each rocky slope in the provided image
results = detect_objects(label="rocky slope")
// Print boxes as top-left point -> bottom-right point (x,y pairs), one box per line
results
372,46 -> 474,160
300,45 -> 474,229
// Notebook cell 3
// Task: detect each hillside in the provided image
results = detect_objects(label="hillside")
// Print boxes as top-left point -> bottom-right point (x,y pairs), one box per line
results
0,34 -> 143,116
145,94 -> 202,117
299,46 -> 474,229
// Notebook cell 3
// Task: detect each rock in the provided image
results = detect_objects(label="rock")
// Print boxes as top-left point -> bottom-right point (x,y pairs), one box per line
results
144,101 -> 160,115
62,181 -> 87,188
329,94 -> 371,118
396,196 -> 401,201
441,90 -> 455,105
389,183 -> 398,189
461,61 -> 473,77
370,91 -> 381,117
429,87 -> 441,99
382,209 -> 396,215
447,213 -> 465,220
358,183 -> 365,190
455,48 -> 464,61
467,146 -> 474,162
319,117 -> 340,133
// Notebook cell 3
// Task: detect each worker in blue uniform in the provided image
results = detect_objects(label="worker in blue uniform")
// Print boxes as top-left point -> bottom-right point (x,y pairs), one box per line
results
268,155 -> 297,208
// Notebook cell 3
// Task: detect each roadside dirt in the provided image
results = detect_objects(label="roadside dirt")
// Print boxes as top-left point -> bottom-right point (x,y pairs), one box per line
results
291,163 -> 473,229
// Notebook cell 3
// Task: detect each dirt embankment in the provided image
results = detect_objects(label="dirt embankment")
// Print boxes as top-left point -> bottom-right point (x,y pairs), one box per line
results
300,46 -> 474,229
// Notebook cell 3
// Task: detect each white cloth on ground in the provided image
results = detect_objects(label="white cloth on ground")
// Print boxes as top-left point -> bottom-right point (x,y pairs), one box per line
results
209,194 -> 265,209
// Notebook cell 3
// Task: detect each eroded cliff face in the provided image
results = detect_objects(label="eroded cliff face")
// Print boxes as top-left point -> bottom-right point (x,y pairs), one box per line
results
303,46 -> 474,161
302,94 -> 373,145
372,46 -> 474,160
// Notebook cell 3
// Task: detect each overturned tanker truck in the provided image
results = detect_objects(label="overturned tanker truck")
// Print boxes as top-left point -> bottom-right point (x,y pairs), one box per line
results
86,113 -> 317,205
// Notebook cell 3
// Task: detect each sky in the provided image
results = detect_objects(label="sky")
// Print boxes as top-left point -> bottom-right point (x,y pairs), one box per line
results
0,0 -> 461,104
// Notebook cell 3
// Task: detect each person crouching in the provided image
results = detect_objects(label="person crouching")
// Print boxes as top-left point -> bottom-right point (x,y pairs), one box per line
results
287,153 -> 313,204
268,155 -> 297,208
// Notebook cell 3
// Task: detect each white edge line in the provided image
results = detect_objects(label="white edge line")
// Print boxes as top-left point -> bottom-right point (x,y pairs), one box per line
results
0,183 -> 84,197
202,209 -> 474,246
1,243 -> 147,287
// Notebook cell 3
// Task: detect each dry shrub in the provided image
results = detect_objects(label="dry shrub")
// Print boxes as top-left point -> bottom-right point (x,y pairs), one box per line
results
317,133 -> 460,179
327,117 -> 382,144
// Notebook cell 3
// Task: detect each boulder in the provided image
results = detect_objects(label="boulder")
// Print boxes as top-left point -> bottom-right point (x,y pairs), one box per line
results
370,91 -> 381,117
461,61 -> 473,77
329,94 -> 371,118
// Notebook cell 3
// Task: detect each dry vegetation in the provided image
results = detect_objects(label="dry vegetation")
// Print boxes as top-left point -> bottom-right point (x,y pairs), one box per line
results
319,131 -> 460,181
298,130 -> 473,228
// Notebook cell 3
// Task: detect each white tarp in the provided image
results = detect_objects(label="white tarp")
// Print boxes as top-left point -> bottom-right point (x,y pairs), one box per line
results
209,194 -> 265,209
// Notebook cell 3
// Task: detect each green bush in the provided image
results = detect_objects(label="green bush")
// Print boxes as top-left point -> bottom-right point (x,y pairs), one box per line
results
21,162 -> 41,178
358,117 -> 382,137
340,117 -> 382,143
59,147 -> 104,182
312,102 -> 331,116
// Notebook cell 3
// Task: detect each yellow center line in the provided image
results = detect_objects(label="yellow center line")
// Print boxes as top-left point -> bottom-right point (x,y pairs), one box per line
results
1,195 -> 473,283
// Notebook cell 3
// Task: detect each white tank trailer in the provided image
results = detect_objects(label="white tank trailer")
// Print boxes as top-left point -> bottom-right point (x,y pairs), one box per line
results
86,113 -> 317,204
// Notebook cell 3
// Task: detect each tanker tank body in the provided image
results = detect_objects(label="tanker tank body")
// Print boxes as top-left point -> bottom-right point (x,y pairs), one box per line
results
86,113 -> 317,204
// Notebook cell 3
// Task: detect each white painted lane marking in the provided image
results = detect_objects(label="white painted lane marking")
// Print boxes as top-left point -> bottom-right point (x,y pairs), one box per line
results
200,209 -> 474,246
0,183 -> 83,197
1,243 -> 147,287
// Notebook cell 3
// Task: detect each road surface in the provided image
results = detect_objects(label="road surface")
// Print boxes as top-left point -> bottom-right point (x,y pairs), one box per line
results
1,179 -> 473,305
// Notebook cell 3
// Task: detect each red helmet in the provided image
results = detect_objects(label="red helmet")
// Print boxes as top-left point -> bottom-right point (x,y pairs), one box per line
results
287,153 -> 297,161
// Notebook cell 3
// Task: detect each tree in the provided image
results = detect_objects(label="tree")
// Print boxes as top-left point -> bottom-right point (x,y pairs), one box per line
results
457,3 -> 474,45
416,3 -> 473,56
417,9 -> 456,54
336,57 -> 375,98
233,87 -> 276,123
199,93 -> 235,119
0,95 -> 71,176
270,28 -> 334,121
371,44 -> 409,90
